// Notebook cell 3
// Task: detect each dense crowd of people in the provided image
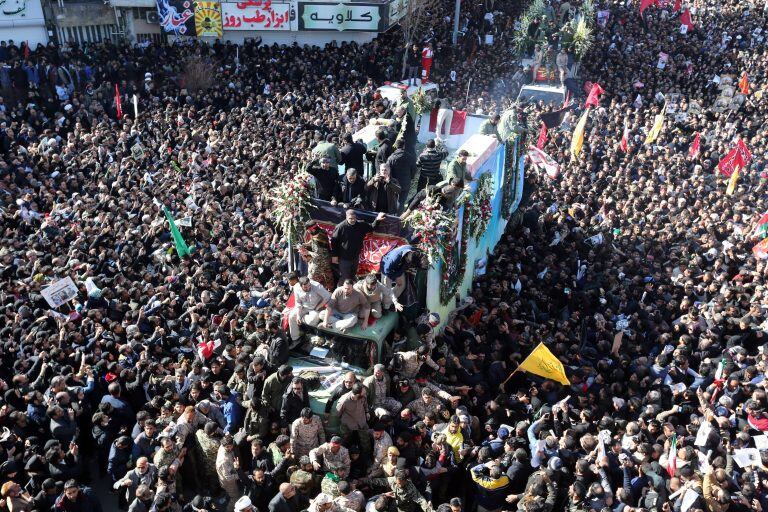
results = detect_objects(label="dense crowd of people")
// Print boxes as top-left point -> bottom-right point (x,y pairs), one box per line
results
1,0 -> 768,511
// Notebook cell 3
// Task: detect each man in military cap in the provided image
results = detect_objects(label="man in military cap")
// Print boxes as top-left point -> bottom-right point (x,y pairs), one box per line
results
289,455 -> 320,497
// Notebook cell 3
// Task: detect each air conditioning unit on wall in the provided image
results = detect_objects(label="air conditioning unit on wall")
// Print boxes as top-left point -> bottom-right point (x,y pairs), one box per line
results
146,11 -> 159,24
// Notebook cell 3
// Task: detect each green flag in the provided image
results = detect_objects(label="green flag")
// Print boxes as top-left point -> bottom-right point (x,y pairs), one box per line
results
163,207 -> 191,257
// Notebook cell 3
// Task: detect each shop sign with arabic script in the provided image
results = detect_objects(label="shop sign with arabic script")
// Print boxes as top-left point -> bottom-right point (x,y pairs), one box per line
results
222,0 -> 292,31
297,2 -> 387,32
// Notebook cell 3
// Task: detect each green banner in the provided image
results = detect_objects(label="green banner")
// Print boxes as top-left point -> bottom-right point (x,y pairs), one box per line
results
298,2 -> 387,31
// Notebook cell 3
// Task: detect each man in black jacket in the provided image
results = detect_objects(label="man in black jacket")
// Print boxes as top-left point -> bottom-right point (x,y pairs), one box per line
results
365,163 -> 401,215
268,483 -> 306,512
306,157 -> 339,201
331,209 -> 385,282
370,129 -> 393,174
386,141 -> 417,212
339,133 -> 367,174
280,377 -> 309,426
333,168 -> 366,208
416,139 -> 449,191
323,372 -> 358,421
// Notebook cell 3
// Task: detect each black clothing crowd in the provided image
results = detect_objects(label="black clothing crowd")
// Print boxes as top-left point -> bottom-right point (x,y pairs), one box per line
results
0,0 -> 768,511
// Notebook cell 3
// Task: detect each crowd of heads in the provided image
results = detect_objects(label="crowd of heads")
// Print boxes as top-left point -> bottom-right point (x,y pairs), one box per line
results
0,0 -> 767,511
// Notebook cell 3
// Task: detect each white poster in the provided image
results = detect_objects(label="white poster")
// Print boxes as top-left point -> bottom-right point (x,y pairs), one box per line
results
733,448 -> 761,468
657,52 -> 669,69
597,10 -> 610,27
41,276 -> 79,308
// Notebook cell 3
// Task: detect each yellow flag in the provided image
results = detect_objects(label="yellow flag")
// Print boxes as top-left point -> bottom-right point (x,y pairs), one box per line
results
644,103 -> 667,144
570,108 -> 590,161
726,165 -> 740,195
518,342 -> 571,385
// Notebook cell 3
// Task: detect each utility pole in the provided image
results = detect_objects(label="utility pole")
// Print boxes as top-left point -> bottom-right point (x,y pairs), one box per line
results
452,0 -> 460,45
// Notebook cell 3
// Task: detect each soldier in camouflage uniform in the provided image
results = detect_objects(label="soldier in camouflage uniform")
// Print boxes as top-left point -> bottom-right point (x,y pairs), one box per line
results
290,456 -> 321,497
319,470 -> 343,498
309,437 -> 351,476
194,421 -> 222,491
291,408 -> 326,458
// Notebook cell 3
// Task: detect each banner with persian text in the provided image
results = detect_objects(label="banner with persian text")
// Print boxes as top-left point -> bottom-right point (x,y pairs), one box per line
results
222,0 -> 292,31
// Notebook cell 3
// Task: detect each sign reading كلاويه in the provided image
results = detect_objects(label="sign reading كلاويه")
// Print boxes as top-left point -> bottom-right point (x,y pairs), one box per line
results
297,2 -> 387,32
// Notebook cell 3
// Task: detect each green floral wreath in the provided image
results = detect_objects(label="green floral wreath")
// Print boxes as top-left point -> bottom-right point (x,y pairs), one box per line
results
501,139 -> 520,220
439,196 -> 471,305
273,171 -> 313,245
468,173 -> 494,240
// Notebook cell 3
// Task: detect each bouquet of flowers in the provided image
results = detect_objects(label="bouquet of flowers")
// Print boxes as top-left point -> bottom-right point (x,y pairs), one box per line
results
468,173 -> 495,240
411,88 -> 434,116
273,171 -> 314,244
404,192 -> 454,265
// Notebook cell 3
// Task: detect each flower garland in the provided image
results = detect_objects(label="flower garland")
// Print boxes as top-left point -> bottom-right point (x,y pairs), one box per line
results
439,195 -> 471,305
273,171 -> 314,245
468,173 -> 495,240
501,138 -> 520,220
403,191 -> 454,265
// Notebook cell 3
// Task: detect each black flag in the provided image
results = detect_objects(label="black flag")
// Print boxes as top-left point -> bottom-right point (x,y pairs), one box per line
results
539,106 -> 569,129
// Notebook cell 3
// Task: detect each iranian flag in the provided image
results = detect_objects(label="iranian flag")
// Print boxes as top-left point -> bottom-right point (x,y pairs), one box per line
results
428,108 -> 467,135
527,146 -> 560,179
619,122 -> 629,152
714,358 -> 727,382
666,434 -> 677,477
754,237 -> 768,260
710,358 -> 728,405
754,212 -> 768,239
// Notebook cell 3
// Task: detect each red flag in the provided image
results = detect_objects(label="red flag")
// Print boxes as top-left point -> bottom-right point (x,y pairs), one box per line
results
689,132 -> 700,159
115,84 -> 123,120
680,9 -> 694,31
23,41 -> 30,60
427,108 -> 467,135
672,0 -> 681,11
739,72 -> 749,95
640,0 -> 658,15
718,147 -> 745,177
536,122 -> 548,149
736,139 -> 752,164
584,83 -> 604,108
619,122 -> 629,152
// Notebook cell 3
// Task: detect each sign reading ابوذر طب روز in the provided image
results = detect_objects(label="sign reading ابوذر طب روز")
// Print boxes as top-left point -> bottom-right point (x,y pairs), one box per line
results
297,2 -> 386,31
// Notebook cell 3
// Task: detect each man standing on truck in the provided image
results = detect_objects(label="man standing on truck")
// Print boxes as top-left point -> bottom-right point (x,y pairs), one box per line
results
331,210 -> 386,283
478,114 -> 502,142
380,245 -> 430,299
445,151 -> 473,183
416,139 -> 449,191
556,48 -> 570,86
